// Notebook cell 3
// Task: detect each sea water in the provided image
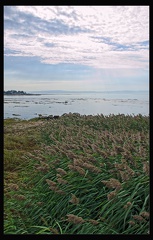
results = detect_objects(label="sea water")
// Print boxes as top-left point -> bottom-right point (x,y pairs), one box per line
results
4,91 -> 149,120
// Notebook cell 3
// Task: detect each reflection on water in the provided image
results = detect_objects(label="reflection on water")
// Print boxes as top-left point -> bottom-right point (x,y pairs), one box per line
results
4,91 -> 149,119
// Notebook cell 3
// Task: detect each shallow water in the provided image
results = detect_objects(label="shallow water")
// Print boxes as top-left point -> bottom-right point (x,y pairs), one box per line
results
4,91 -> 149,120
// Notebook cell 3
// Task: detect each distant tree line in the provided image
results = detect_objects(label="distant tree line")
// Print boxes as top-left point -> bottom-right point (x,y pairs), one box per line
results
4,90 -> 27,95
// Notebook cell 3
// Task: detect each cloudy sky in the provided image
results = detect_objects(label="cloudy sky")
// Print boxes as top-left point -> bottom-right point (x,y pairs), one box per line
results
4,6 -> 149,92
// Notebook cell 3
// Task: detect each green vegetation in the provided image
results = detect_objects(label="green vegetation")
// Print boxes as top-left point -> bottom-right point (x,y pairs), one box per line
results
4,114 -> 149,234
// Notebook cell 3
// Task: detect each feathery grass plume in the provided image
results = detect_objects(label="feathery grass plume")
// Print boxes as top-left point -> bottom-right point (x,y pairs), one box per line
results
66,214 -> 85,224
115,146 -> 125,154
50,227 -> 59,234
36,166 -> 50,173
119,170 -> 130,182
125,165 -> 135,176
114,163 -> 124,171
56,168 -> 67,176
143,162 -> 149,175
75,166 -> 86,176
68,164 -> 76,171
8,183 -> 19,191
37,202 -> 44,206
26,152 -> 36,158
88,219 -> 99,225
128,221 -> 135,225
66,151 -> 76,159
83,162 -> 101,173
73,159 -> 84,166
124,202 -> 132,209
132,215 -> 145,222
55,189 -> 65,195
69,194 -> 79,205
14,194 -> 26,200
100,150 -> 108,158
46,179 -> 57,187
87,157 -> 97,164
56,173 -> 62,178
140,212 -> 150,219
102,178 -> 122,190
107,190 -> 117,200
57,178 -> 68,185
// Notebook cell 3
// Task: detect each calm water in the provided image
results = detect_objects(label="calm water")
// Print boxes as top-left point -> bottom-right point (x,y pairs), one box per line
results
4,91 -> 149,120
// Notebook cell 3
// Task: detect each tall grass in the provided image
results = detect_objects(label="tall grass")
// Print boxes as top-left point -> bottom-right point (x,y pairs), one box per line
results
4,114 -> 149,234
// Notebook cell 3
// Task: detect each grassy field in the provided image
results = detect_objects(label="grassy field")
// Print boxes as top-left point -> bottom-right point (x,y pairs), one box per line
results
4,114 -> 149,234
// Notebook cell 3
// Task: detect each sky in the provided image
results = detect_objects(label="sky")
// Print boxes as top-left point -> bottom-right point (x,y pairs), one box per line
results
4,6 -> 149,92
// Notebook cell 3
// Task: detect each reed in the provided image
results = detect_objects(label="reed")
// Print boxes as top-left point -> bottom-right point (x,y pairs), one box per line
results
4,114 -> 149,234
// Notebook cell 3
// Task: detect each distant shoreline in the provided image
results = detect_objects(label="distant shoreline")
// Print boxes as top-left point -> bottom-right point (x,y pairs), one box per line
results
4,94 -> 41,96
4,90 -> 41,96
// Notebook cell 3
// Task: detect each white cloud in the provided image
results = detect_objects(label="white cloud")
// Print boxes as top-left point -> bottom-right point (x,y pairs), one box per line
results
4,6 -> 149,70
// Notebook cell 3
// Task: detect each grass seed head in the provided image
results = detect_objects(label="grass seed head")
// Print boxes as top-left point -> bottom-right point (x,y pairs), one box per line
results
69,194 -> 79,205
50,227 -> 59,234
143,162 -> 149,176
107,190 -> 117,200
37,202 -> 44,206
8,183 -> 19,191
66,214 -> 85,224
132,215 -> 145,222
57,178 -> 68,185
140,212 -> 150,219
55,189 -> 65,195
119,170 -> 130,181
56,168 -> 67,176
75,166 -> 86,175
46,179 -> 57,187
128,221 -> 135,225
14,194 -> 26,200
102,178 -> 122,190
88,219 -> 99,225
